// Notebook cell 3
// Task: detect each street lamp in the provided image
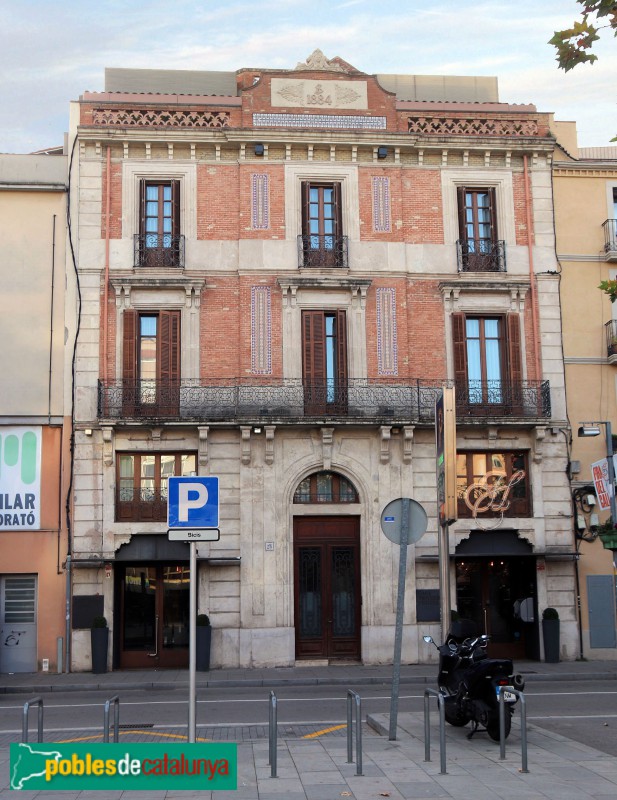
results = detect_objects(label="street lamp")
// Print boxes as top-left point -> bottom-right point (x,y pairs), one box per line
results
577,421 -> 617,527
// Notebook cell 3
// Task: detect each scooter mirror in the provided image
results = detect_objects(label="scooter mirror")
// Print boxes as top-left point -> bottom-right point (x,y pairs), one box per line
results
422,635 -> 433,644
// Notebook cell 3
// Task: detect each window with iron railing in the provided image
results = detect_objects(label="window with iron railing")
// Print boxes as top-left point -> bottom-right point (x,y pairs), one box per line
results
116,452 -> 197,521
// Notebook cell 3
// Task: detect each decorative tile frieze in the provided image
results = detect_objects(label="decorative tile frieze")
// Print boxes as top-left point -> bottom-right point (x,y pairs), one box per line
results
372,177 -> 391,232
253,113 -> 386,130
251,286 -> 272,374
91,108 -> 230,128
376,288 -> 398,376
251,174 -> 269,229
408,116 -> 539,136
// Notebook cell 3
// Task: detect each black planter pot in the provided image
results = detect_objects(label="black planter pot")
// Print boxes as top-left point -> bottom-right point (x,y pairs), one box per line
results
196,626 -> 212,671
542,618 -> 560,663
91,628 -> 109,674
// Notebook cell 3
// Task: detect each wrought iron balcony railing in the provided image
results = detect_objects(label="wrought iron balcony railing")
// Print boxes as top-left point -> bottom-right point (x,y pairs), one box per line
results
134,234 -> 185,268
297,234 -> 349,268
98,378 -> 551,423
603,219 -> 617,258
116,487 -> 168,522
605,319 -> 617,358
456,239 -> 506,272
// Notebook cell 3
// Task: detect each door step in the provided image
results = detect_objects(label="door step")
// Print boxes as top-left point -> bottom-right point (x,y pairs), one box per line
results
295,659 -> 329,667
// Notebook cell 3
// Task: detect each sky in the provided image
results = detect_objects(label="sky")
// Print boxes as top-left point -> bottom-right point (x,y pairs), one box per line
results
1,0 -> 616,154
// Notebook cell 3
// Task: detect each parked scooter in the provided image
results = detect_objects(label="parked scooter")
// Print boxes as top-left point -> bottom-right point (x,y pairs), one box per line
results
423,620 -> 525,741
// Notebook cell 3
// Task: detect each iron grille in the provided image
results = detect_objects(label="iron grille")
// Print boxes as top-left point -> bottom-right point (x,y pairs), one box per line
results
603,219 -> 617,254
297,234 -> 349,268
133,234 -> 185,268
98,378 -> 551,423
456,239 -> 506,272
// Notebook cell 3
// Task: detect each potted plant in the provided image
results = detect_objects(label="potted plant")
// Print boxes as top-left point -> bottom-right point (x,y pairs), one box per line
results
196,613 -> 212,672
542,607 -> 560,663
91,615 -> 109,674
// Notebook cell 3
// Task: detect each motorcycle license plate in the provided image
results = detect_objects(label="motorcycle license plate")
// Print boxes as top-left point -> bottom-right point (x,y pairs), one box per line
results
497,686 -> 516,702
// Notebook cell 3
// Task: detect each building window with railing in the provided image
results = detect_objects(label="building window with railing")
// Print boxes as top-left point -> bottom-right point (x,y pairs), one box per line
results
116,452 -> 197,521
456,187 -> 505,272
298,181 -> 348,267
134,180 -> 185,267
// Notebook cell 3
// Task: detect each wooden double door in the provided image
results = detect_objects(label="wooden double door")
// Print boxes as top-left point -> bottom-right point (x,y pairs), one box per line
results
293,517 -> 361,661
117,564 -> 190,668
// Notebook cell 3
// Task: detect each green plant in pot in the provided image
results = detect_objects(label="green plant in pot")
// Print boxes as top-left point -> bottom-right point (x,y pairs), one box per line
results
542,607 -> 560,663
90,615 -> 109,674
196,613 -> 212,672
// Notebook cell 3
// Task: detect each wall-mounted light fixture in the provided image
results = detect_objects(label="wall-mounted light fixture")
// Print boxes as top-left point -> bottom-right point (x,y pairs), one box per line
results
253,426 -> 262,434
377,146 -> 388,159
578,425 -> 601,437
254,144 -> 265,156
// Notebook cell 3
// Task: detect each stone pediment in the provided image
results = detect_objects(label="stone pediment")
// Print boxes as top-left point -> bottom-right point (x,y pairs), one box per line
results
295,49 -> 349,73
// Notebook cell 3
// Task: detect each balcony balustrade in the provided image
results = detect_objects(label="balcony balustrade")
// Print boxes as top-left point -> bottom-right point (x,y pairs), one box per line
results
456,239 -> 506,272
98,378 -> 551,423
134,234 -> 185,268
297,234 -> 348,268
603,219 -> 617,261
605,319 -> 617,362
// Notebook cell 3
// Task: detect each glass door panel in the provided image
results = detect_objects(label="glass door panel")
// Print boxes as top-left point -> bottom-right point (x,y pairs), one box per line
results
122,567 -> 156,653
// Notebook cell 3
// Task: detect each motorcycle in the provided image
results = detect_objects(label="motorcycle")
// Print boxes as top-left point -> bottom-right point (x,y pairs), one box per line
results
423,620 -> 525,741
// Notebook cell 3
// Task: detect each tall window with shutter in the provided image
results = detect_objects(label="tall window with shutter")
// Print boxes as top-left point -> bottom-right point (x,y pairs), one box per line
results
302,310 -> 348,414
300,182 -> 343,267
452,313 -> 522,413
457,187 -> 501,271
122,309 -> 181,416
137,180 -> 181,267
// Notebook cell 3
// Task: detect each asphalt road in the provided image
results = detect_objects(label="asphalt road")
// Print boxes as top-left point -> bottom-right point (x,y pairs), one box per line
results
1,680 -> 616,755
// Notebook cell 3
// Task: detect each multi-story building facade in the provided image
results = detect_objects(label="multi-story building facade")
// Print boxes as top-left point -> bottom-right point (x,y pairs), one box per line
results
553,132 -> 617,659
67,51 -> 577,671
0,153 -> 69,673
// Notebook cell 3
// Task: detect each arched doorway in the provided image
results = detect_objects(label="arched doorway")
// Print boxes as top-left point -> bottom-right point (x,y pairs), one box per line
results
292,471 -> 361,661
455,530 -> 539,659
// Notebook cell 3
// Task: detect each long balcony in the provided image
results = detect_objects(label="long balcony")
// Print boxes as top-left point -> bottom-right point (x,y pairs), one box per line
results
603,219 -> 617,261
456,239 -> 506,272
297,234 -> 348,268
97,378 -> 551,424
134,234 -> 185,268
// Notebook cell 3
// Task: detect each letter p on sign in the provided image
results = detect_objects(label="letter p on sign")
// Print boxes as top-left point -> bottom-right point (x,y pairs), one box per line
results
167,476 -> 219,529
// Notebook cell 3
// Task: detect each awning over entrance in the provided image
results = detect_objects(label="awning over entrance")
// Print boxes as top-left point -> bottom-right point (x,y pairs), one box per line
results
115,534 -> 189,561
455,530 -> 532,557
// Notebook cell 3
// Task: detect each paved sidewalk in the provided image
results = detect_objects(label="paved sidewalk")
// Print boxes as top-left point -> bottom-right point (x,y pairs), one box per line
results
2,657 -> 617,694
1,660 -> 616,798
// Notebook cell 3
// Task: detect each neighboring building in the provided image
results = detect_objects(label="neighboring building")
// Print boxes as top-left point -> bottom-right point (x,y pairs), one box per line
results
0,153 -> 69,673
67,50 -> 576,671
553,132 -> 617,658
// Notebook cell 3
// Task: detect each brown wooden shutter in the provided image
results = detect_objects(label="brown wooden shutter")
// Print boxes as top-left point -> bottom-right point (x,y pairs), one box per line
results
302,310 -> 325,413
456,187 -> 467,241
123,309 -> 137,382
333,182 -> 342,237
336,310 -> 348,385
122,309 -> 137,416
488,187 -> 497,242
171,180 -> 180,237
506,314 -> 522,384
452,312 -> 467,386
158,311 -> 180,416
301,181 -> 310,236
139,181 -> 147,236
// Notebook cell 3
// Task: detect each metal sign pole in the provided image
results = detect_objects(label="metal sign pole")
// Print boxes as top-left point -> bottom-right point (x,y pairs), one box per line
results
188,541 -> 197,743
438,522 -> 451,643
388,497 -> 410,741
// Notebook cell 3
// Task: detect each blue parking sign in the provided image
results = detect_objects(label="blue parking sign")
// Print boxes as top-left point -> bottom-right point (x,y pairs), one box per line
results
167,476 -> 219,528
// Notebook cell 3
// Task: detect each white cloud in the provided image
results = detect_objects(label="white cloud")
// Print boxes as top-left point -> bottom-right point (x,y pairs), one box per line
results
1,0 -> 615,151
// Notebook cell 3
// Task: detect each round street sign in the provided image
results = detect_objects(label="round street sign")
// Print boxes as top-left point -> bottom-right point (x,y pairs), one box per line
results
380,498 -> 428,545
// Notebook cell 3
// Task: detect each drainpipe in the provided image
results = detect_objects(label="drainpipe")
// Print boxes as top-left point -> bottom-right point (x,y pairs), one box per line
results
103,146 -> 111,384
523,155 -> 542,380
48,214 -> 56,422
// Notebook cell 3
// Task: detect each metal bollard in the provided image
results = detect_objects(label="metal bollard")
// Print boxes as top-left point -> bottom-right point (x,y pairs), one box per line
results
346,689 -> 363,776
498,688 -> 528,773
103,695 -> 120,743
423,689 -> 447,775
22,697 -> 44,743
268,691 -> 277,778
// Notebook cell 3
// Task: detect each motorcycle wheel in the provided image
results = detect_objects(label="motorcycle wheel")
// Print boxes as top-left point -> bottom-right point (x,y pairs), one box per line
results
485,708 -> 511,742
444,696 -> 470,727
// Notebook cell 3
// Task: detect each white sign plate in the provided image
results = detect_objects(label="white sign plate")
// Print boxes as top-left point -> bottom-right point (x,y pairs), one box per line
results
168,528 -> 220,542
